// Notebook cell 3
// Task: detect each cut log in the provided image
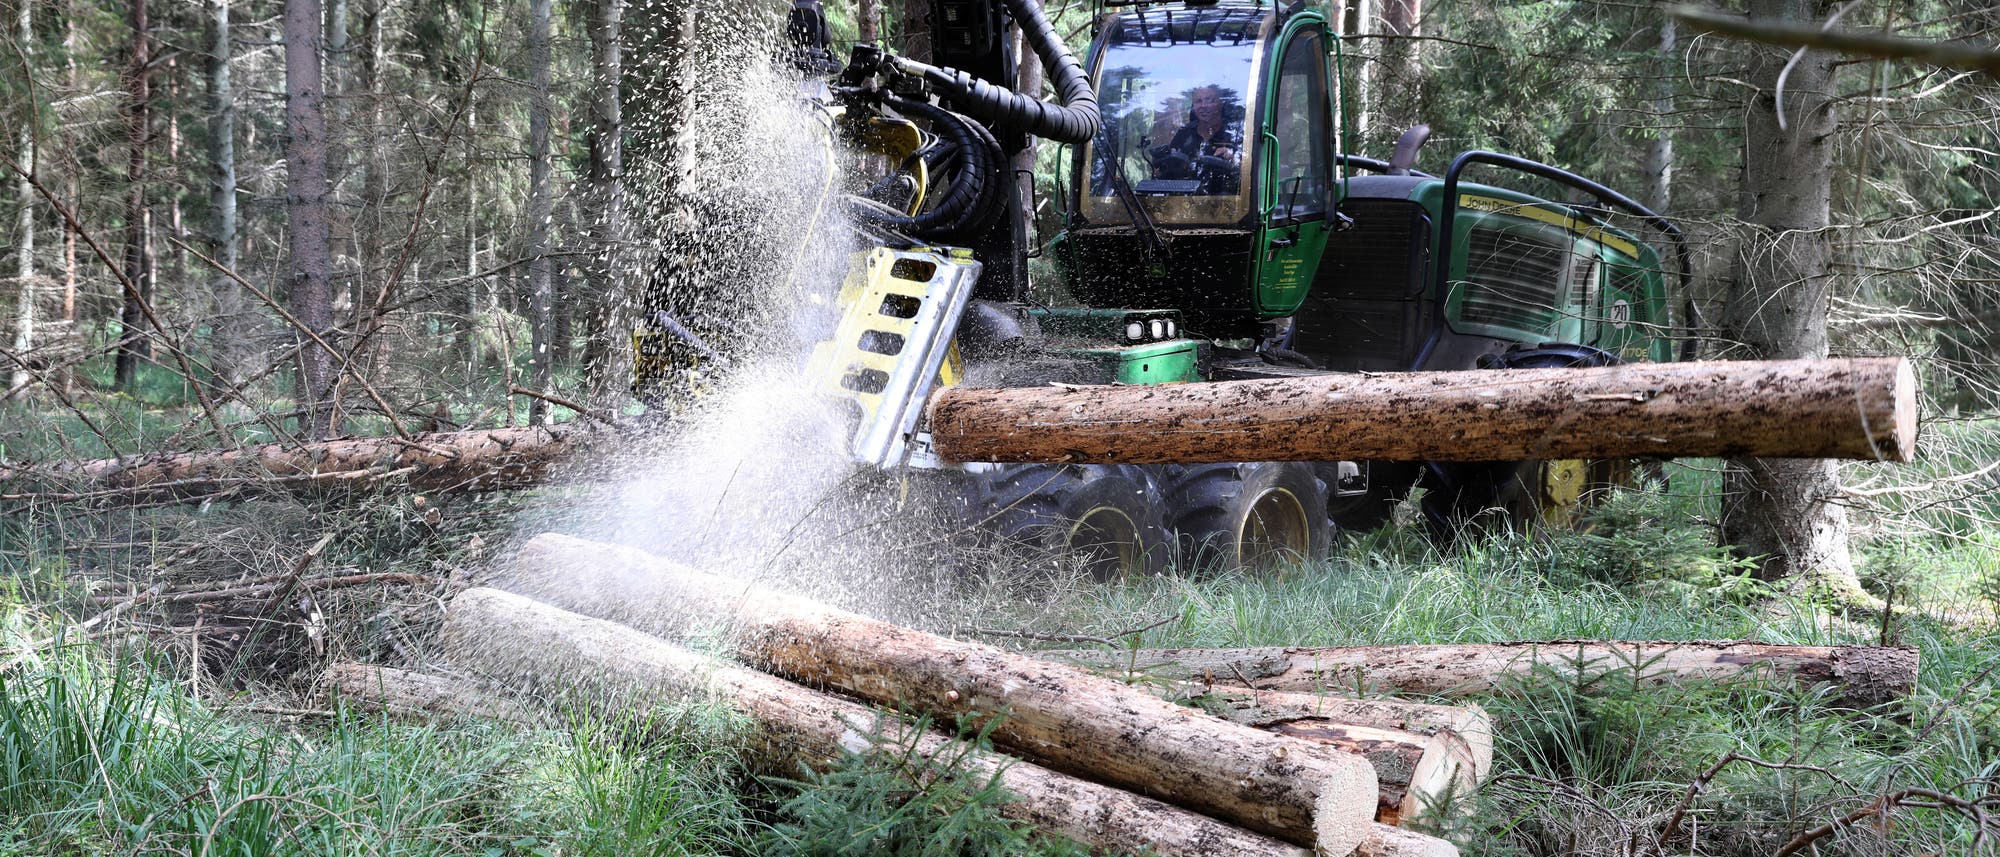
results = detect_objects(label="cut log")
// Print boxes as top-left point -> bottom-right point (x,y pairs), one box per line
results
925,357 -> 1917,464
321,663 -> 542,725
0,423 -> 600,501
498,534 -> 1380,855
1053,641 -> 1919,709
1175,689 -> 1494,782
439,587 -> 1358,857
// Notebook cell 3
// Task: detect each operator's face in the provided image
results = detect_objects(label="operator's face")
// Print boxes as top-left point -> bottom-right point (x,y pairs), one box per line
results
1193,88 -> 1222,124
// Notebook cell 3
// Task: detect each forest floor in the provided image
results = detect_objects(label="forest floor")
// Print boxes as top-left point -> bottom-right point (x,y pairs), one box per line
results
1,384 -> 1997,855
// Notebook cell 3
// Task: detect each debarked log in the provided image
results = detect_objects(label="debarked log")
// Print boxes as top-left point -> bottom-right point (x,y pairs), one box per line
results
498,534 -> 1381,855
1172,687 -> 1494,822
1052,641 -> 1919,709
0,423 -> 601,501
924,357 -> 1917,464
439,587 -> 1376,857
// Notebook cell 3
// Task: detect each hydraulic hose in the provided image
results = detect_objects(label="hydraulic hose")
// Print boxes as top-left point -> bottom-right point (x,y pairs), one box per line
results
849,95 -> 997,239
903,0 -> 1099,145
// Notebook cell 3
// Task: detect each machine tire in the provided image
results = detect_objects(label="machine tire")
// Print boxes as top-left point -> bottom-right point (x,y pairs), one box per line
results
1164,462 -> 1331,572
1316,460 -> 1420,532
1418,345 -> 1635,542
979,464 -> 1174,580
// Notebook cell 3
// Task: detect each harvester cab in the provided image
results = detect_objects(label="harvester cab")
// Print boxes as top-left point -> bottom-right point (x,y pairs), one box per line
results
637,0 -> 1691,576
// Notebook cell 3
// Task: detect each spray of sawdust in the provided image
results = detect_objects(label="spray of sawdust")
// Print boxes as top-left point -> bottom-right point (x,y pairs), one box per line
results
518,8 -> 980,626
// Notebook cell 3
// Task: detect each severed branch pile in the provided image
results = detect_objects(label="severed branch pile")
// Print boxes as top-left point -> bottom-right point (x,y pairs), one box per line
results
326,534 -> 1922,856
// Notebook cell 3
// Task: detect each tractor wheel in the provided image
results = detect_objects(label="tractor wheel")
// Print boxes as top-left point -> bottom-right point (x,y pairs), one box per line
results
1418,344 -> 1634,543
1165,462 -> 1331,572
979,464 -> 1174,581
1316,460 -> 1420,533
1418,457 -> 1634,540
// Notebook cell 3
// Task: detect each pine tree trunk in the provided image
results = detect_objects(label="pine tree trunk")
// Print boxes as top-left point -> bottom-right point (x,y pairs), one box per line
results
285,0 -> 339,438
207,0 -> 247,389
580,0 -> 624,390
10,0 -> 34,395
59,0 -> 77,392
526,0 -> 555,426
115,0 -> 151,391
1721,0 -> 1859,596
857,0 -> 878,42
358,0 -> 385,363
1645,17 -> 1675,215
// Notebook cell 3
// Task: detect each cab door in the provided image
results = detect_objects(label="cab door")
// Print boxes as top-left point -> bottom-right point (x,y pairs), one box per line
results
1253,23 -> 1334,318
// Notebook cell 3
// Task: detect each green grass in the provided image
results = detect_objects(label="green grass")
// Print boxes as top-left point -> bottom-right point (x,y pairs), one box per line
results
0,624 -> 759,856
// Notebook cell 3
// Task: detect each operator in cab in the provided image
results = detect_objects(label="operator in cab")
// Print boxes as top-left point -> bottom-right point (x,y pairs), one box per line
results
1150,85 -> 1243,195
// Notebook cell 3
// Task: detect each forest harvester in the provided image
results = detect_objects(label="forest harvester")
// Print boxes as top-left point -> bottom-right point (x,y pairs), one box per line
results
635,0 -> 1693,577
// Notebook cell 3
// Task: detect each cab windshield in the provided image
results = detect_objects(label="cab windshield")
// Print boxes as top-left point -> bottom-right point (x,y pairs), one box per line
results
1084,9 -> 1266,226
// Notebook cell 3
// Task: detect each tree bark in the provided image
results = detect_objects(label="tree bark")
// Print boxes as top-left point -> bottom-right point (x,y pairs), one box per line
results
0,424 -> 601,501
440,588 -> 1354,857
926,357 -> 1917,465
581,0 -> 625,389
115,0 -> 151,391
1645,16 -> 1675,215
285,0 -> 339,438
1171,689 -> 1493,784
10,0 -> 34,395
207,0 -> 247,388
1049,641 -> 1919,709
526,0 -> 554,426
496,534 -> 1381,855
1721,0 -> 1857,594
857,0 -> 878,42
322,663 -> 543,724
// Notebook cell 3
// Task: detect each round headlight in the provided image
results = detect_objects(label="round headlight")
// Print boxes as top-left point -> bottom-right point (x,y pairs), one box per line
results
1164,319 -> 1177,337
1150,319 -> 1167,340
1125,321 -> 1145,341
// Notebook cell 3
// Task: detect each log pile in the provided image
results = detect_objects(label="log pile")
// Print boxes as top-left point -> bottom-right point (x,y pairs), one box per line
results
323,533 -> 1921,856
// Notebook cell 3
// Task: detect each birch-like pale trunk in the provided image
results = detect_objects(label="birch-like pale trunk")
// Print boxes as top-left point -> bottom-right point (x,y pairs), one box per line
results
525,0 -> 555,425
208,0 -> 247,388
10,0 -> 35,394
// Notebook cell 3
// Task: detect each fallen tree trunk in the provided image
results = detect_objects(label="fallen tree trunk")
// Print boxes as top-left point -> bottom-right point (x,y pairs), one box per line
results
0,423 -> 599,501
926,357 -> 1917,464
1054,641 -> 1919,709
321,663 -> 542,725
498,534 -> 1380,855
1171,690 -> 1493,782
440,588 -> 1451,857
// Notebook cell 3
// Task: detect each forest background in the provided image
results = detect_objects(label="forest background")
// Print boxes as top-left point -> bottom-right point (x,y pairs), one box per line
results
0,0 -> 1997,854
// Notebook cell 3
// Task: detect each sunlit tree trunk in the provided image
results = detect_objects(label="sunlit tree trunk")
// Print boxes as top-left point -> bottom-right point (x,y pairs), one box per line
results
1721,0 -> 1861,600
1644,17 -> 1674,215
581,0 -> 625,390
208,0 -> 248,389
526,0 -> 554,425
285,0 -> 339,438
59,0 -> 77,389
115,0 -> 152,391
11,0 -> 36,395
358,0 -> 385,359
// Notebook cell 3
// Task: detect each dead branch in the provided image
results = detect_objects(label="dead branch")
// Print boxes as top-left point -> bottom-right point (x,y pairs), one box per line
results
1675,5 -> 2000,77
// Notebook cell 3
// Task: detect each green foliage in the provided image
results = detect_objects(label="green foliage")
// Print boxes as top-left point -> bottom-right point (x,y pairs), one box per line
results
758,716 -> 1090,857
1544,486 -> 1771,608
0,610 -> 758,856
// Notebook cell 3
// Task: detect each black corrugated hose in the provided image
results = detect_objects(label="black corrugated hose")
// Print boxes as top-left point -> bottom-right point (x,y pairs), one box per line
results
849,95 -> 998,239
906,0 -> 1100,145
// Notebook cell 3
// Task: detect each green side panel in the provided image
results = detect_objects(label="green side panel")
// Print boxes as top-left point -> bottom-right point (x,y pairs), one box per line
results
1056,340 -> 1202,385
1409,181 -> 1676,360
